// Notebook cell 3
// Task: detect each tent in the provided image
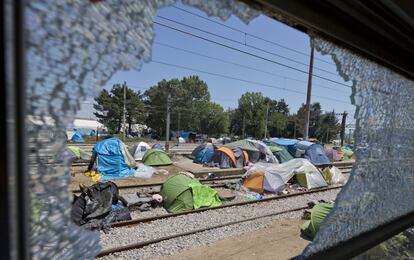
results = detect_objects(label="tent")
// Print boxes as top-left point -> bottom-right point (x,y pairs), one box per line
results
191,143 -> 216,164
293,160 -> 328,189
142,149 -> 172,166
325,147 -> 342,162
269,145 -> 294,163
160,174 -> 221,213
257,159 -> 327,190
242,171 -> 265,194
247,140 -> 278,164
71,129 -> 97,142
301,202 -> 334,239
270,138 -> 298,156
294,141 -> 332,166
152,143 -> 164,150
67,146 -> 92,160
243,165 -> 286,193
92,137 -> 136,180
129,142 -> 151,161
181,131 -> 196,142
227,140 -> 260,162
210,146 -> 248,169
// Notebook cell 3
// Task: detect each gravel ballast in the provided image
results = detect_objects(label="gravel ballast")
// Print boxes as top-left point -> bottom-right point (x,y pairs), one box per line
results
99,188 -> 340,259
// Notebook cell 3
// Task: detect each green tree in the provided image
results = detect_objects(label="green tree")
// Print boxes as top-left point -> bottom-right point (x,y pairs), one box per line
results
295,102 -> 322,138
144,75 -> 228,137
198,101 -> 229,136
94,84 -> 145,133
315,111 -> 341,143
231,92 -> 266,138
266,98 -> 290,137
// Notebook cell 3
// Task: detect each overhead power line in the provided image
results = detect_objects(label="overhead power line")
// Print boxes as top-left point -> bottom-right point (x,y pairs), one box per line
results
157,15 -> 338,77
153,21 -> 351,88
151,59 -> 350,104
171,5 -> 336,66
154,41 -> 350,93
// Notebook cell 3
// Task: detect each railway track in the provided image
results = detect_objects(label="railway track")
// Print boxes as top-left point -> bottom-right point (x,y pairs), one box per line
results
70,175 -> 241,193
97,185 -> 342,257
111,185 -> 342,228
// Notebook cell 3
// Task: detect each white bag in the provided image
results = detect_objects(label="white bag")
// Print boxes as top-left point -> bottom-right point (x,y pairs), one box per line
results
134,163 -> 154,179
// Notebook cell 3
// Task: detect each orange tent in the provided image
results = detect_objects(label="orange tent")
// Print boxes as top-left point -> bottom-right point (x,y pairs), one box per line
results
242,171 -> 265,194
216,146 -> 237,167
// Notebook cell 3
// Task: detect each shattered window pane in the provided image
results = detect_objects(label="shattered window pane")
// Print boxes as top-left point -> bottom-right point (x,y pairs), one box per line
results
301,36 -> 414,256
26,0 -> 258,258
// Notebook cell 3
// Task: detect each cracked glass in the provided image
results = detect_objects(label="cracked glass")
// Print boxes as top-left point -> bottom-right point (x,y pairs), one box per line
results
26,0 -> 259,258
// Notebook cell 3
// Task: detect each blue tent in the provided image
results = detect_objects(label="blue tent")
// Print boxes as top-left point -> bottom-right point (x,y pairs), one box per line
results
294,141 -> 331,166
180,131 -> 196,142
270,138 -> 298,156
71,132 -> 85,142
71,129 -> 97,142
93,137 -> 135,179
191,143 -> 216,164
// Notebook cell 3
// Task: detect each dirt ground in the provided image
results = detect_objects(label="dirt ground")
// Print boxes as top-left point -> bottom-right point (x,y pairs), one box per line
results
69,164 -> 184,191
162,219 -> 309,260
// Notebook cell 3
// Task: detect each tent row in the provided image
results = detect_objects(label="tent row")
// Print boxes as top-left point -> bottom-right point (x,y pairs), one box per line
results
191,138 -> 335,168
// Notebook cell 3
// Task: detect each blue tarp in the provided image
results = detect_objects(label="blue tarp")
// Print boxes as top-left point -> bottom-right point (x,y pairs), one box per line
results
93,137 -> 135,179
294,141 -> 331,166
271,138 -> 299,146
270,138 -> 298,156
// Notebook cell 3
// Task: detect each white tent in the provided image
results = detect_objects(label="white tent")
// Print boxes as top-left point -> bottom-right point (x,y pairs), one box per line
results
258,158 -> 327,190
129,142 -> 151,160
247,139 -> 278,164
263,171 -> 285,192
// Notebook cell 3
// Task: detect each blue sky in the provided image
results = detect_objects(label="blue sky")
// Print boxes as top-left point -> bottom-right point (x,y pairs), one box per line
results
77,3 -> 355,125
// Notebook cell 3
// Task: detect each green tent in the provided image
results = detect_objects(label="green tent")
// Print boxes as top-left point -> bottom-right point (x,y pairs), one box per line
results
301,202 -> 334,239
269,145 -> 294,163
142,149 -> 172,166
227,140 -> 259,152
160,174 -> 222,213
227,140 -> 260,162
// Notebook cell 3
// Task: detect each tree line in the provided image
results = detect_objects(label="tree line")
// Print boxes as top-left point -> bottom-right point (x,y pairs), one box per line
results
94,75 -> 341,142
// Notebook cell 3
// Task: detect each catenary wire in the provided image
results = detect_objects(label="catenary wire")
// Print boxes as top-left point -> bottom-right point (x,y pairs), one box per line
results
170,5 -> 336,66
153,21 -> 351,88
154,41 -> 350,94
151,59 -> 350,104
157,15 -> 339,77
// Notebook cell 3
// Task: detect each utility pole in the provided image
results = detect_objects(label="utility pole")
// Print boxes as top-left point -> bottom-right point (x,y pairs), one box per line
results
165,84 -> 172,152
340,111 -> 347,146
264,102 -> 270,139
242,115 -> 246,139
303,47 -> 314,141
122,81 -> 126,141
177,111 -> 181,132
